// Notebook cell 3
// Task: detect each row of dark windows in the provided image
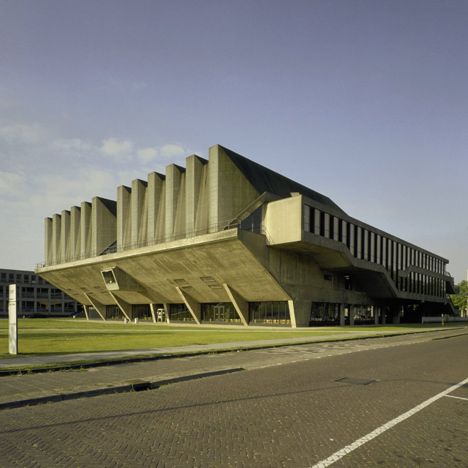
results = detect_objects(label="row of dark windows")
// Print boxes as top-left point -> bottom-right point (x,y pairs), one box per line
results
0,286 -> 65,299
304,205 -> 446,297
0,272 -> 46,285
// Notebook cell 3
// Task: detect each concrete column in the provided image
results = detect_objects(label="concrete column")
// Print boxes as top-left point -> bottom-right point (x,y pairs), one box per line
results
314,209 -> 321,235
341,220 -> 347,245
349,305 -> 355,326
52,213 -> 62,264
117,186 -> 132,250
83,304 -> 90,320
84,293 -> 106,321
349,223 -> 355,256
323,213 -> 330,238
131,179 -> 148,247
80,202 -> 92,259
175,287 -> 201,324
165,164 -> 185,241
44,217 -> 53,266
356,227 -> 362,259
382,237 -> 387,268
370,232 -> 375,263
376,234 -> 381,264
60,210 -> 71,262
340,304 -> 346,326
223,283 -> 249,326
147,172 -> 165,244
363,229 -> 368,260
333,217 -> 339,241
108,292 -> 132,321
186,155 -> 208,237
70,206 -> 81,261
92,197 -> 117,257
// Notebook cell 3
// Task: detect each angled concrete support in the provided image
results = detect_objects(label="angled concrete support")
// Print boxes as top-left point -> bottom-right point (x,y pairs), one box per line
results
149,303 -> 157,323
223,283 -> 248,326
83,304 -> 90,321
84,293 -> 106,321
287,300 -> 298,328
175,287 -> 201,324
108,292 -> 132,321
163,303 -> 170,324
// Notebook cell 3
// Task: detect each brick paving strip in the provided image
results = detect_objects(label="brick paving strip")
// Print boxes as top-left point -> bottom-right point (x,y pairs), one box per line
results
0,327 -> 466,412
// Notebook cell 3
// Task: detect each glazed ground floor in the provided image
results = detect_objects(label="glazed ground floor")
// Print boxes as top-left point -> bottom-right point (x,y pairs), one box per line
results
83,299 -> 450,327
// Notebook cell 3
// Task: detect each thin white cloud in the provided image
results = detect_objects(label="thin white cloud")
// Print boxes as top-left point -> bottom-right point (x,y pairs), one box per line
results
160,143 -> 186,158
0,171 -> 26,197
137,146 -> 159,163
0,122 -> 49,144
100,138 -> 134,161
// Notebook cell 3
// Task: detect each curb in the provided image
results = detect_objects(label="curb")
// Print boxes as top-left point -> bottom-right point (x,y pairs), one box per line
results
0,367 -> 244,411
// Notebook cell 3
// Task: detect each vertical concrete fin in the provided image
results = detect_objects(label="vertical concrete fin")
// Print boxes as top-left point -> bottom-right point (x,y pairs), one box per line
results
131,179 -> 148,247
208,145 -> 259,232
165,164 -> 186,241
52,214 -> 62,264
108,291 -> 132,321
60,210 -> 71,263
44,217 -> 53,266
80,202 -> 92,258
92,197 -> 117,256
147,172 -> 165,244
175,287 -> 201,324
84,293 -> 106,321
186,155 -> 208,237
70,206 -> 81,261
223,283 -> 249,326
117,186 -> 132,251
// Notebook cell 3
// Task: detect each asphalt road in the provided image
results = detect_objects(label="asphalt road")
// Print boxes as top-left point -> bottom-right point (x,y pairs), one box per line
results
0,332 -> 467,467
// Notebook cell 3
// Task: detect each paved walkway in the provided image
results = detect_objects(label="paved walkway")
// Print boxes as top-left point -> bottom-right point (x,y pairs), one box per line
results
0,327 -> 465,411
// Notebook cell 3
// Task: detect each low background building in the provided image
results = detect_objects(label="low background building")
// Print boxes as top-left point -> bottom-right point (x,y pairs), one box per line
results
0,268 -> 79,317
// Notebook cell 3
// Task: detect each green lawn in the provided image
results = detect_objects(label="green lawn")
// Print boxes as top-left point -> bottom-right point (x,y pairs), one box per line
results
0,318 -> 448,358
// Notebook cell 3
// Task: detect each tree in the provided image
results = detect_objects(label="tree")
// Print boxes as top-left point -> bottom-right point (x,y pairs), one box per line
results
450,280 -> 468,315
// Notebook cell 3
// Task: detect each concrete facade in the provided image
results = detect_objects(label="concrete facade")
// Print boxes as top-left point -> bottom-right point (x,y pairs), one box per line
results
36,145 -> 455,327
0,268 -> 79,317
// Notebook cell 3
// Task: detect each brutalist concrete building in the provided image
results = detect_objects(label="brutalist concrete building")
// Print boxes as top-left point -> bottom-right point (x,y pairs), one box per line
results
36,145 -> 455,326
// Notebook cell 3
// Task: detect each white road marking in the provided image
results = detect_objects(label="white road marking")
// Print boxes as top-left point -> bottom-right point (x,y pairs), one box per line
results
445,394 -> 468,402
311,376 -> 468,468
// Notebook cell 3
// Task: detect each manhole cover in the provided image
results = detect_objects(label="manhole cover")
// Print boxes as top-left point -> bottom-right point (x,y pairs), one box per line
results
335,377 -> 376,386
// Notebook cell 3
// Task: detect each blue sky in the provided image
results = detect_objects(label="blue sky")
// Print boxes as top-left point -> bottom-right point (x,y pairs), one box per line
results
0,0 -> 467,281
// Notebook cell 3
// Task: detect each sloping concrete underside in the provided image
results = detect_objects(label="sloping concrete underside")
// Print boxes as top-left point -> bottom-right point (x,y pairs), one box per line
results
38,230 -> 289,307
